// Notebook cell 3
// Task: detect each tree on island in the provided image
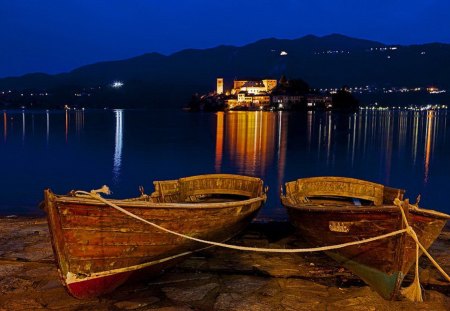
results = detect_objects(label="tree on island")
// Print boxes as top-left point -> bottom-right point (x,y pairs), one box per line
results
332,86 -> 359,111
270,76 -> 312,110
273,76 -> 310,94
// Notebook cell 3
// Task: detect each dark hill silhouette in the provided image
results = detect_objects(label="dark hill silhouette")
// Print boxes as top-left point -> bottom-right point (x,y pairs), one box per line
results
1,34 -> 449,108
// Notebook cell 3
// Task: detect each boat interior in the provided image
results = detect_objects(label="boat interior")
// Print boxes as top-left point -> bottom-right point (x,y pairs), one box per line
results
150,174 -> 264,204
284,177 -> 404,208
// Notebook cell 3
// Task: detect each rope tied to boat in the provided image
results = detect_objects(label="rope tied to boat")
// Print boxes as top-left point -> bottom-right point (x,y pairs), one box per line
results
75,187 -> 407,253
393,198 -> 450,302
75,186 -> 450,302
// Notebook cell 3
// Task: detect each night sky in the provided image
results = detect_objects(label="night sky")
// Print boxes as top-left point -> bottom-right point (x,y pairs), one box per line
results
1,0 -> 450,77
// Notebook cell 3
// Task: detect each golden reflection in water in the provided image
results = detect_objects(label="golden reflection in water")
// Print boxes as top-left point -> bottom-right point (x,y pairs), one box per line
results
347,115 -> 351,156
384,112 -> 393,182
363,112 -> 368,156
215,112 -> 224,172
412,112 -> 419,165
398,111 -> 407,151
351,114 -> 357,167
317,118 -> 322,160
424,111 -> 435,183
307,111 -> 313,148
216,111 -> 278,176
326,112 -> 332,165
277,112 -> 288,190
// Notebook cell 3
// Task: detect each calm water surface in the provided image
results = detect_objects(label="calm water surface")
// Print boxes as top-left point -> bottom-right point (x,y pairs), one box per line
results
1,109 -> 449,220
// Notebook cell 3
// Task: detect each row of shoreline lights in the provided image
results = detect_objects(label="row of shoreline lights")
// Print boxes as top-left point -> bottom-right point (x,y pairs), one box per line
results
360,105 -> 447,111
1,81 -> 124,96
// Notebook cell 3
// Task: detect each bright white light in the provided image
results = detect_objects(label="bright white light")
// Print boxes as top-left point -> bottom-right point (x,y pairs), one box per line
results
112,81 -> 124,88
280,51 -> 288,56
113,109 -> 124,183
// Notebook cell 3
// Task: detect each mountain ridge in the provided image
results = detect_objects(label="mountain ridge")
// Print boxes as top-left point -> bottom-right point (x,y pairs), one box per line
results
1,34 -> 449,108
0,34 -> 392,80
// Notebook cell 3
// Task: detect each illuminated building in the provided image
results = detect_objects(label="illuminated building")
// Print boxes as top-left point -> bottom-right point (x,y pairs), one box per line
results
232,79 -> 277,94
227,78 -> 277,109
216,78 -> 224,95
236,91 -> 271,108
214,76 -> 331,110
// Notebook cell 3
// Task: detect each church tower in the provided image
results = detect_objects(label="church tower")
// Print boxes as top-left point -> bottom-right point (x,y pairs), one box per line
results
217,78 -> 224,95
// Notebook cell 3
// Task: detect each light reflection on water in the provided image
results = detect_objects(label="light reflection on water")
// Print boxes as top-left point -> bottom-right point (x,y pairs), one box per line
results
216,112 -> 277,176
209,109 -> 447,219
113,109 -> 123,183
214,110 -> 445,186
0,109 -> 448,219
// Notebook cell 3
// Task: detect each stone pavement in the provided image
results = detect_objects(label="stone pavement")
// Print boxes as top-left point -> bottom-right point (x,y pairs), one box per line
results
0,218 -> 448,310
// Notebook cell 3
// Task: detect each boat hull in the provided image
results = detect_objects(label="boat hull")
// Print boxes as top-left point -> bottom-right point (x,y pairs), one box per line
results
67,270 -> 131,300
285,205 -> 447,300
44,174 -> 265,299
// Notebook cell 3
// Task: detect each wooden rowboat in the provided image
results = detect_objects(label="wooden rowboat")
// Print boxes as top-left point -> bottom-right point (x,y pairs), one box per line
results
44,174 -> 266,299
281,176 -> 449,300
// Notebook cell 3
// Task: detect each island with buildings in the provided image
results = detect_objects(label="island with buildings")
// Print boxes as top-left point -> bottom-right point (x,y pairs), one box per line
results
187,76 -> 358,112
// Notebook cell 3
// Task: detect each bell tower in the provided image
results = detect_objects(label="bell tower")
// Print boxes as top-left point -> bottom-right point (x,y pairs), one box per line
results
217,78 -> 224,95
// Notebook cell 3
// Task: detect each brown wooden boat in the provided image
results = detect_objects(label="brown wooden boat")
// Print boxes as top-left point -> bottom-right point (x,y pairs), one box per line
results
44,174 -> 266,299
281,176 -> 450,300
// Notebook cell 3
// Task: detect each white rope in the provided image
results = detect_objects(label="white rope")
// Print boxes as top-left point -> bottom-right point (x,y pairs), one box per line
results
75,187 -> 407,253
394,198 -> 450,283
72,186 -> 450,303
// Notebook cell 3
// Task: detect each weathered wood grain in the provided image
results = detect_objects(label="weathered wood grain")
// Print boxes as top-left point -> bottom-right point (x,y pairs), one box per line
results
282,176 -> 449,301
44,174 -> 266,299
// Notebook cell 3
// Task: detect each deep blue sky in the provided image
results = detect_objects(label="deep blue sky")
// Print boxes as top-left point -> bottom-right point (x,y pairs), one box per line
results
1,0 -> 450,78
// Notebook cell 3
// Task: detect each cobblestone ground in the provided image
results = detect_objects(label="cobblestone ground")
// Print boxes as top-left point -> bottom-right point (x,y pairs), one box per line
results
0,218 -> 448,310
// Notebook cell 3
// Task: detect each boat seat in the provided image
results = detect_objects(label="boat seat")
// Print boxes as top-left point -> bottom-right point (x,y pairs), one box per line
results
286,177 -> 386,206
177,174 -> 262,202
150,180 -> 180,203
151,174 -> 263,203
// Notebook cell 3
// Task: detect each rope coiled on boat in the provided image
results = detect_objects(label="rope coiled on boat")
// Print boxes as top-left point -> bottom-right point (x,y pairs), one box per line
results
75,186 -> 450,302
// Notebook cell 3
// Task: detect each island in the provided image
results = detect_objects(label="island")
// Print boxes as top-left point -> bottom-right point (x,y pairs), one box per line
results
187,76 -> 358,112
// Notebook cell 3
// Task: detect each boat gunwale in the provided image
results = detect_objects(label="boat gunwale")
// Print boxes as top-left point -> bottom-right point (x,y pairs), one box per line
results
52,195 -> 266,209
282,199 -> 450,220
281,176 -> 449,301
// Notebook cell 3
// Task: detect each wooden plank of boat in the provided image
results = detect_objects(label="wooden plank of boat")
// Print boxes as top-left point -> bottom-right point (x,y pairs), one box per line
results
281,176 -> 450,300
44,174 -> 266,299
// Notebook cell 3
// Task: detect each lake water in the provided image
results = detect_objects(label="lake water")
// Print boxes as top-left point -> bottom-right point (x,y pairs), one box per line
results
0,108 -> 449,220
